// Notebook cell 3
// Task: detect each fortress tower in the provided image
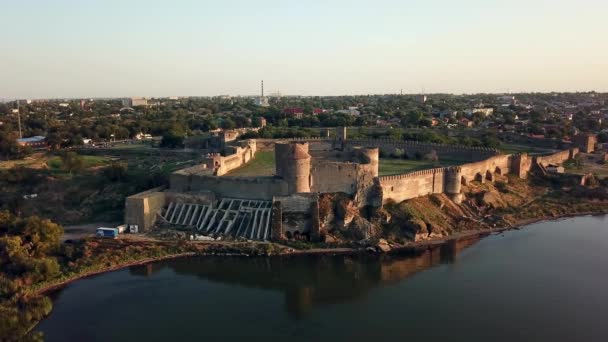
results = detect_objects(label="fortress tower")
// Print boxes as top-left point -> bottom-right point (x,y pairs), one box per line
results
353,147 -> 379,177
511,153 -> 531,179
444,167 -> 463,204
275,142 -> 311,194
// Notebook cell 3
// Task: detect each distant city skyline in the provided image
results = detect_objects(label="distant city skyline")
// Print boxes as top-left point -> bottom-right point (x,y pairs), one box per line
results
1,0 -> 607,98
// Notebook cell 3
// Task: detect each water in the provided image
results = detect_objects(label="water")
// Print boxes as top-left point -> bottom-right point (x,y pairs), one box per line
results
38,216 -> 608,342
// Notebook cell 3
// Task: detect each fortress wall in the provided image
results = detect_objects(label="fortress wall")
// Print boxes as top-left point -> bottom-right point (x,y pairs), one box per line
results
458,154 -> 511,183
170,173 -> 289,200
379,168 -> 447,203
346,139 -> 499,161
164,191 -> 216,205
535,149 -> 577,166
310,161 -> 362,194
273,193 -> 317,213
378,148 -> 577,204
254,139 -> 276,151
307,140 -> 334,152
214,141 -> 257,176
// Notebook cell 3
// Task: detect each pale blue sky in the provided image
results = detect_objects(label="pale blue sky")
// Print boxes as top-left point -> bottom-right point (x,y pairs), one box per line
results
1,0 -> 607,98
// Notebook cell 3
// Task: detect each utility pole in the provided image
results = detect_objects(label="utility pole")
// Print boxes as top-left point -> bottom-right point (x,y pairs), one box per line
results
16,101 -> 22,138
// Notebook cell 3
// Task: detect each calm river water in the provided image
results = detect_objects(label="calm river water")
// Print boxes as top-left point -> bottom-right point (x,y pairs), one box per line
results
38,215 -> 608,341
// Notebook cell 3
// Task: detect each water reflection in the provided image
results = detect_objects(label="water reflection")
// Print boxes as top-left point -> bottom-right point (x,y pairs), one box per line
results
128,235 -> 481,317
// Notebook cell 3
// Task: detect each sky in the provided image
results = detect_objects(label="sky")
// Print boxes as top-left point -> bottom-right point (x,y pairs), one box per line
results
1,0 -> 607,98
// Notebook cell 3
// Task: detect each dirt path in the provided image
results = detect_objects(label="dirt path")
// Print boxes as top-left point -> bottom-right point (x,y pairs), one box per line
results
62,222 -> 120,241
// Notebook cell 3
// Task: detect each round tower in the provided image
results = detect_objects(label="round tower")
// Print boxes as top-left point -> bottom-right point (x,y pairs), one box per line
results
354,147 -> 379,177
275,142 -> 311,194
444,166 -> 463,204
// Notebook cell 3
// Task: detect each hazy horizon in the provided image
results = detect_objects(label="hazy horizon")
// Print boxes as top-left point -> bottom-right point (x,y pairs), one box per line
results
2,0 -> 607,98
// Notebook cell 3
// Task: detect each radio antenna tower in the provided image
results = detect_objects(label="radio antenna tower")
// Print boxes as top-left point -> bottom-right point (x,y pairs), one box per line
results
261,80 -> 264,97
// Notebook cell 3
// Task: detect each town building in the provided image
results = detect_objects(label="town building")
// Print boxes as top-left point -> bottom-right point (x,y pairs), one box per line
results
122,97 -> 148,107
16,136 -> 47,149
283,107 -> 304,119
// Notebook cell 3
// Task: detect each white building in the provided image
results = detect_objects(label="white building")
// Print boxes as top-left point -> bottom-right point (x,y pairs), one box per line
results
122,97 -> 148,107
465,108 -> 494,117
336,108 -> 361,116
254,96 -> 269,107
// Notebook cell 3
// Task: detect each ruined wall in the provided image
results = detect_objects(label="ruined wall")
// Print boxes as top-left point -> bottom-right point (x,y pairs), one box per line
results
511,154 -> 532,179
379,148 -> 578,204
164,191 -> 216,205
124,186 -> 166,232
170,173 -> 289,200
273,193 -> 318,213
214,140 -> 257,176
535,148 -> 578,166
310,161 -> 361,194
346,139 -> 499,161
574,134 -> 597,153
459,154 -> 511,184
379,168 -> 447,203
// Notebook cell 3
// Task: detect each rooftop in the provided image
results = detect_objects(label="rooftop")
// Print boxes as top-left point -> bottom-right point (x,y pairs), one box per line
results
17,136 -> 45,143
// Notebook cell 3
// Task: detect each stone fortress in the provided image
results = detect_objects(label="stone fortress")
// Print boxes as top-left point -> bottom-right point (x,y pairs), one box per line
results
125,127 -> 595,242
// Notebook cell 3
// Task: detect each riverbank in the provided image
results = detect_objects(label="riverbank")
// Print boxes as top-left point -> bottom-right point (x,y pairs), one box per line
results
36,252 -> 197,295
8,178 -> 608,341
38,206 -> 608,298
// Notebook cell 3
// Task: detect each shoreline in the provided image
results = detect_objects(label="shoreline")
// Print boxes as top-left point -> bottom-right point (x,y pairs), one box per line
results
34,209 -> 608,296
35,252 -> 197,295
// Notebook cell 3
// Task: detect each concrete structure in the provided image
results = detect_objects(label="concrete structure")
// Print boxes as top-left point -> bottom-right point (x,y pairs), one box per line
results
254,80 -> 270,107
124,187 -> 167,232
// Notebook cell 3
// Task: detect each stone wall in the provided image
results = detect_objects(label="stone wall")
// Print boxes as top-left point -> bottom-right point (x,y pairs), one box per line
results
379,168 -> 447,203
345,138 -> 499,161
170,173 -> 289,200
124,186 -> 166,232
214,140 -> 257,176
535,148 -> 578,166
273,193 -> 318,213
379,148 -> 579,204
459,154 -> 511,183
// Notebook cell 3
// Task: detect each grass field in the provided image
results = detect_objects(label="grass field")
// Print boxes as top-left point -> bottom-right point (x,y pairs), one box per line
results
379,157 -> 466,176
47,155 -> 113,170
226,151 -> 276,177
499,143 -> 556,155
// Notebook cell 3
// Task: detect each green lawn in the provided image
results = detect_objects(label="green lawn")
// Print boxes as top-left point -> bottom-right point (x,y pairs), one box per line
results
226,151 -> 276,177
499,143 -> 555,155
379,157 -> 465,176
47,155 -> 112,170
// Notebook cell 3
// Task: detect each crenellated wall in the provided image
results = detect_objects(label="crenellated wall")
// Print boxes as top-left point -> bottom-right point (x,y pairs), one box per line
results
379,168 -> 448,203
378,148 -> 579,204
201,140 -> 257,176
458,154 -> 511,184
170,172 -> 289,200
345,138 -> 499,161
535,148 -> 578,167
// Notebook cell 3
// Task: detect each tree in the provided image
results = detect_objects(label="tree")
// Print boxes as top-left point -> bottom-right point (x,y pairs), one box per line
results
160,130 -> 185,148
220,118 -> 236,130
0,103 -> 9,115
103,161 -> 128,182
59,152 -> 84,174
0,132 -> 20,160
